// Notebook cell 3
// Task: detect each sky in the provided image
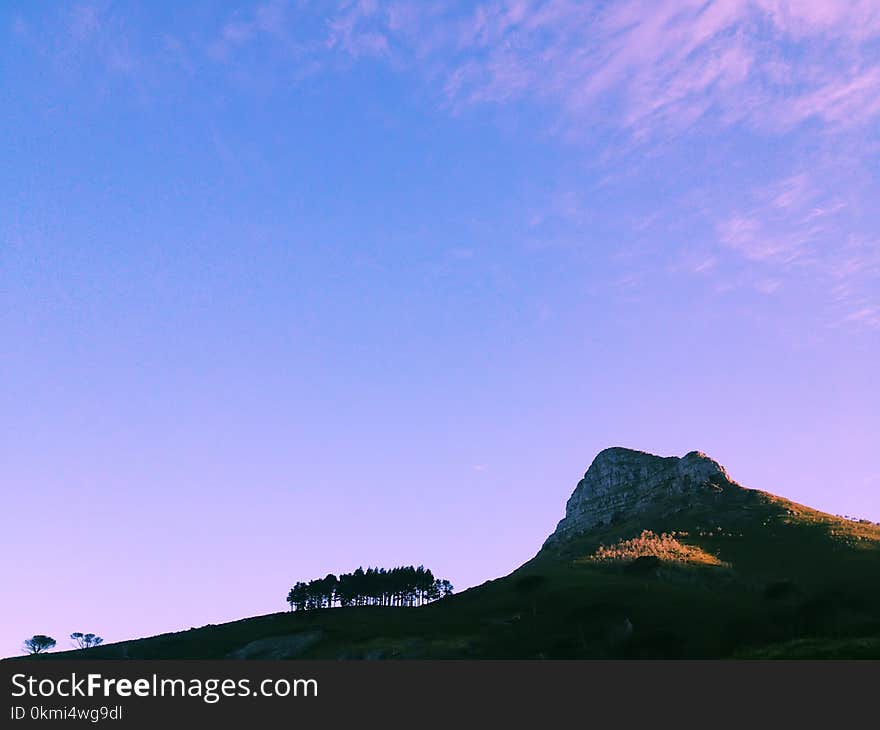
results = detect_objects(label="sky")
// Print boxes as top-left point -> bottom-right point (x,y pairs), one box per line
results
1,0 -> 878,657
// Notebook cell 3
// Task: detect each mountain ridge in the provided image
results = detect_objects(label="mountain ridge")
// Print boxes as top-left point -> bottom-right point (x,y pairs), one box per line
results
12,447 -> 880,660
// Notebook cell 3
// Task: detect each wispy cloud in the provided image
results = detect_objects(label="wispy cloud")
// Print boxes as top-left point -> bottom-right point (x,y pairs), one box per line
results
359,0 -> 880,139
325,0 -> 390,58
11,1 -> 880,328
716,173 -> 847,264
9,1 -> 150,86
710,163 -> 879,327
207,0 -> 290,61
20,2 -> 880,138
327,2 -> 880,331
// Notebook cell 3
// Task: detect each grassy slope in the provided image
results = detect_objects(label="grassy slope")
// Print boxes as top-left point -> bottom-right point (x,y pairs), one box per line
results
24,484 -> 880,660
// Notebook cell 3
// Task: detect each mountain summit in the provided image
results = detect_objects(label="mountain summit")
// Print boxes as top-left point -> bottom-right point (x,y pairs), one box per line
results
544,447 -> 738,549
25,446 -> 880,660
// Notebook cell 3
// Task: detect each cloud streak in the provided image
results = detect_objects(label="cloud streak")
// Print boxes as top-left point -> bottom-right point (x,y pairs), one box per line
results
338,0 -> 880,139
32,2 -> 879,139
324,3 -> 880,330
11,1 -> 880,328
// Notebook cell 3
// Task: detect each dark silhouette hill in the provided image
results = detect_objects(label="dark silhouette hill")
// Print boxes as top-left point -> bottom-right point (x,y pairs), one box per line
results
16,448 -> 880,659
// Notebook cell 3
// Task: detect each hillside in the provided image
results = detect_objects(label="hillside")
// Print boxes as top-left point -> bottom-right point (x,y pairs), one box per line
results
19,448 -> 880,660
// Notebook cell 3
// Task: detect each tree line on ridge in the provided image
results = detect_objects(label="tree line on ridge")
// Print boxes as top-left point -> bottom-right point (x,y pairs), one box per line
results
287,566 -> 453,610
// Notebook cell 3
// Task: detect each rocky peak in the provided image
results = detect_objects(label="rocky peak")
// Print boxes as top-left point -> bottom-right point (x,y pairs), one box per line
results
543,447 -> 732,548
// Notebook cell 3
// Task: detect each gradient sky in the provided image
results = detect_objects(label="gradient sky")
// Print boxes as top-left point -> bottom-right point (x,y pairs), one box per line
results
2,0 -> 879,657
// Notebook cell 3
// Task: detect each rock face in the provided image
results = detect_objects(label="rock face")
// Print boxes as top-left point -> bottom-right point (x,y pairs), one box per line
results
543,447 -> 733,548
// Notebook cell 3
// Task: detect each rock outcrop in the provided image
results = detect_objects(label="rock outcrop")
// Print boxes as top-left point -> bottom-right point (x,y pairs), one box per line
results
543,447 -> 734,548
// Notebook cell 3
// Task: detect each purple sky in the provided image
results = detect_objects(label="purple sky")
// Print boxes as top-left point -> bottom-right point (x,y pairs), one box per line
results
2,1 -> 879,657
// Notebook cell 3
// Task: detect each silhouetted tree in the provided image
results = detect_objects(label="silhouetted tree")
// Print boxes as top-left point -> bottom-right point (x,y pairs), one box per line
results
287,582 -> 309,611
70,632 -> 103,650
320,574 -> 338,607
23,635 -> 56,654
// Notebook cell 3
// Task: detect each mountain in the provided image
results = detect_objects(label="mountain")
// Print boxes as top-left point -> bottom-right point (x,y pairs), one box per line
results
19,447 -> 880,660
543,447 -> 735,548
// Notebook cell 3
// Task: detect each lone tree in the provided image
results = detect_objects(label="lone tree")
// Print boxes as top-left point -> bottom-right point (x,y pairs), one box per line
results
70,632 -> 103,650
23,635 -> 56,655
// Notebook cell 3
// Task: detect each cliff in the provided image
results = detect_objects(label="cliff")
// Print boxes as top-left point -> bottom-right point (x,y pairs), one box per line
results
543,447 -> 735,548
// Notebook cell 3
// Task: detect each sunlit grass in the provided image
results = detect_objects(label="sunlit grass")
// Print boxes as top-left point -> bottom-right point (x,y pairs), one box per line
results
580,530 -> 727,567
